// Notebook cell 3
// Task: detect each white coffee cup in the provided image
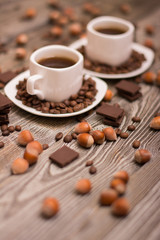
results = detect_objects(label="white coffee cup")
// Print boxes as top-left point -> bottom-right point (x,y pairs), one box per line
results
86,16 -> 135,66
27,45 -> 83,102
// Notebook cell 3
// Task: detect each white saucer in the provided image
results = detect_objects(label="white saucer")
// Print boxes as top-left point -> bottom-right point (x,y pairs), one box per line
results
70,38 -> 155,79
4,70 -> 107,117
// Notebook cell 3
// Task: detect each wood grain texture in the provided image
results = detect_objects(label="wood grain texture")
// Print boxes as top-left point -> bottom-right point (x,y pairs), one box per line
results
0,0 -> 160,240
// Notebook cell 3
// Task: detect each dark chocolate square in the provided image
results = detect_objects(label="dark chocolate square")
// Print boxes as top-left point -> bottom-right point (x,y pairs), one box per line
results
103,111 -> 125,127
0,93 -> 12,110
118,91 -> 142,102
49,145 -> 79,167
115,80 -> 140,96
0,71 -> 17,84
96,103 -> 123,120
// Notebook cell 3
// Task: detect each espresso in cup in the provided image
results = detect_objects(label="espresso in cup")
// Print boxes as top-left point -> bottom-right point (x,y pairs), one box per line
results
95,27 -> 126,35
38,57 -> 76,69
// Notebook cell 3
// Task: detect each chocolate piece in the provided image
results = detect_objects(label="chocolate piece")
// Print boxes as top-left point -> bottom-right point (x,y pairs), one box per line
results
96,104 -> 123,120
115,80 -> 140,96
118,91 -> 142,102
49,145 -> 79,167
0,93 -> 12,110
0,107 -> 11,114
103,111 -> 125,127
0,71 -> 17,84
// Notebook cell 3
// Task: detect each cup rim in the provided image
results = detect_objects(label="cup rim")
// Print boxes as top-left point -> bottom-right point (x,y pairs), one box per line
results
87,16 -> 135,39
30,45 -> 83,71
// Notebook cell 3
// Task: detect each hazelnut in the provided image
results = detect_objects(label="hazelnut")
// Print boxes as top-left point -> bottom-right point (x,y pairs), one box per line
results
120,3 -> 131,14
26,141 -> 43,154
11,158 -> 29,175
110,179 -> 126,195
41,197 -> 59,218
100,189 -> 118,206
103,127 -> 117,141
69,23 -> 82,36
111,198 -> 130,216
77,133 -> 94,148
145,24 -> 155,35
113,170 -> 129,183
16,48 -> 26,59
50,26 -> 63,37
49,10 -> 61,22
103,89 -> 113,101
17,130 -> 34,146
144,39 -> 155,49
74,122 -> 91,134
24,148 -> 38,165
150,116 -> 160,130
135,149 -> 151,164
16,34 -> 28,45
24,8 -> 37,19
90,130 -> 105,144
142,71 -> 156,84
75,178 -> 91,194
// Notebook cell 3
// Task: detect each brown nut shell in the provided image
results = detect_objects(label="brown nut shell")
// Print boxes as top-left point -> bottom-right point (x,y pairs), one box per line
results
77,133 -> 94,148
90,130 -> 105,144
11,158 -> 29,175
113,170 -> 129,183
74,122 -> 91,134
17,130 -> 34,146
111,198 -> 130,216
41,197 -> 59,218
135,149 -> 151,164
24,148 -> 38,165
100,189 -> 118,206
150,116 -> 160,130
110,179 -> 126,195
75,178 -> 91,194
103,127 -> 117,141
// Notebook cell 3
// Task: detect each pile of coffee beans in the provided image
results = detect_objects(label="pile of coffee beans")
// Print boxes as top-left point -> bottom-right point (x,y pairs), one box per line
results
15,76 -> 97,114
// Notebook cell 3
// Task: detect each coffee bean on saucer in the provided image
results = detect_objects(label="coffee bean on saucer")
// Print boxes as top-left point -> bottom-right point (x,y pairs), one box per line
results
132,140 -> 140,148
42,107 -> 49,113
127,125 -> 136,131
0,141 -> 4,148
8,126 -> 15,132
15,125 -> 21,131
70,101 -> 77,107
67,107 -> 73,113
60,109 -> 67,114
55,132 -> 63,141
70,94 -> 78,100
2,130 -> 10,136
89,165 -> 97,174
63,135 -> 72,143
120,132 -> 129,139
132,116 -> 141,122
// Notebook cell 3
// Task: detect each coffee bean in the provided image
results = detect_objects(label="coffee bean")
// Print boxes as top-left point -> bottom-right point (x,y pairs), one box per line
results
0,141 -> 4,148
0,82 -> 4,89
2,130 -> 10,136
59,103 -> 66,109
115,128 -> 121,136
8,126 -> 15,132
42,144 -> 49,150
89,165 -> 97,174
70,100 -> 77,107
63,135 -> 72,143
42,107 -> 49,113
132,140 -> 140,148
85,160 -> 93,167
1,124 -> 8,132
15,125 -> 21,131
73,104 -> 83,112
63,100 -> 70,106
67,107 -> 73,113
120,132 -> 129,139
132,116 -> 141,122
55,132 -> 63,141
127,125 -> 136,131
60,109 -> 67,114
71,132 -> 78,139
70,94 -> 78,100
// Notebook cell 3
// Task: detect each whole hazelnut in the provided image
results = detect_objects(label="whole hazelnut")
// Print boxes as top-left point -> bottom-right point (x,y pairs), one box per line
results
144,39 -> 155,49
16,48 -> 26,59
103,127 -> 117,141
110,179 -> 126,195
111,198 -> 130,216
142,71 -> 156,84
90,130 -> 105,144
150,116 -> 160,130
77,133 -> 94,148
24,148 -> 39,165
100,189 -> 118,206
41,197 -> 59,218
26,141 -> 43,154
74,122 -> 91,134
49,10 -> 61,22
135,149 -> 151,164
24,8 -> 37,19
11,158 -> 29,175
50,26 -> 63,37
75,178 -> 91,194
17,130 -> 34,146
113,170 -> 129,183
16,34 -> 28,45
69,23 -> 82,36
103,89 -> 113,102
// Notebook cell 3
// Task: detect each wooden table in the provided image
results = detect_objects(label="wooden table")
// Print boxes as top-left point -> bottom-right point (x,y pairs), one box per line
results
0,0 -> 160,239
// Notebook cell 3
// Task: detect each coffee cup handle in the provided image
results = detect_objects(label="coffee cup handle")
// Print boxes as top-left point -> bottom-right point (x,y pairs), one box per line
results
27,74 -> 44,100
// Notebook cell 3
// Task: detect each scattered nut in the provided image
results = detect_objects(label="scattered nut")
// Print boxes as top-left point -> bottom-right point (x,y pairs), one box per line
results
150,116 -> 160,130
24,148 -> 39,165
142,71 -> 156,84
113,170 -> 129,183
90,130 -> 105,144
75,178 -> 91,194
50,26 -> 63,37
127,125 -> 135,131
132,116 -> 141,122
16,48 -> 26,59
135,149 -> 151,164
69,23 -> 82,36
120,3 -> 131,14
11,158 -> 29,175
103,89 -> 113,101
49,10 -> 61,22
41,197 -> 59,218
77,133 -> 94,148
145,24 -> 155,35
110,179 -> 126,195
111,198 -> 130,216
24,8 -> 37,19
16,34 -> 28,45
144,39 -> 155,49
17,130 -> 34,146
15,125 -> 21,131
100,189 -> 118,206
103,127 -> 117,141
26,141 -> 43,154
74,122 -> 91,134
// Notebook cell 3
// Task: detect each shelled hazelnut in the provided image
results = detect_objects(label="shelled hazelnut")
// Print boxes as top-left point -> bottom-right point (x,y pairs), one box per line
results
41,197 -> 59,218
103,127 -> 117,141
90,130 -> 105,144
77,133 -> 94,148
17,130 -> 34,146
100,189 -> 118,206
150,116 -> 160,130
74,122 -> 91,134
75,178 -> 91,194
113,170 -> 129,183
11,158 -> 29,175
111,198 -> 130,216
134,149 -> 151,164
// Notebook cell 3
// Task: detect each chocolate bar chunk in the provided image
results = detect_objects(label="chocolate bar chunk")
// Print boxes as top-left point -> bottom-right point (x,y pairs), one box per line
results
96,103 -> 123,120
103,111 -> 125,127
118,91 -> 142,102
0,71 -> 17,84
115,80 -> 140,96
49,145 -> 79,167
0,93 -> 12,110
0,114 -> 8,121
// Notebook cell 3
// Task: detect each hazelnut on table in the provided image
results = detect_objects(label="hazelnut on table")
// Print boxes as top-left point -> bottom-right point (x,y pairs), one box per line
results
150,116 -> 160,130
103,127 -> 117,141
111,198 -> 130,216
100,189 -> 118,206
75,178 -> 91,194
74,122 -> 91,134
135,149 -> 151,164
41,197 -> 59,218
17,130 -> 34,146
77,133 -> 94,148
11,158 -> 29,175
